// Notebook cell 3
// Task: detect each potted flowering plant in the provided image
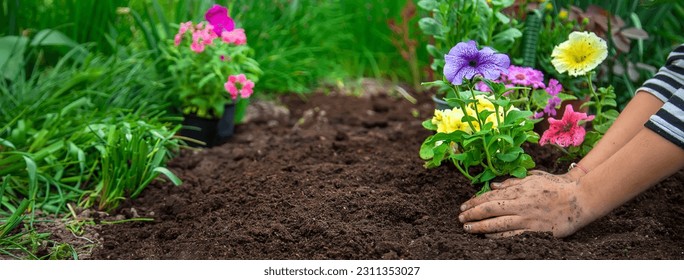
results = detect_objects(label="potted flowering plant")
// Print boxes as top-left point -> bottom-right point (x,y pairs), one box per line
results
164,4 -> 262,147
420,40 -> 540,195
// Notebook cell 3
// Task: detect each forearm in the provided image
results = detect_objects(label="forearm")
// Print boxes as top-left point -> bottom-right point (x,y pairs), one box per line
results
577,128 -> 684,223
575,91 -> 663,174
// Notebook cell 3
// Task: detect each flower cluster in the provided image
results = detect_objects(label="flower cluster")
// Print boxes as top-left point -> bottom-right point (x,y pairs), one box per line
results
224,74 -> 255,99
474,63 -> 569,121
421,41 -> 539,195
431,95 -> 518,135
165,4 -> 261,119
540,31 -> 617,156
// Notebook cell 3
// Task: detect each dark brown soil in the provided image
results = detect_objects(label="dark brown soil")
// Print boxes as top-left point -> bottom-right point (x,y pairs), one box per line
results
91,87 -> 684,260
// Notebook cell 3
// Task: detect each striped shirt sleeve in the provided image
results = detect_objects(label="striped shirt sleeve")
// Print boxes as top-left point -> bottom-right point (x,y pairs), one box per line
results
642,44 -> 684,149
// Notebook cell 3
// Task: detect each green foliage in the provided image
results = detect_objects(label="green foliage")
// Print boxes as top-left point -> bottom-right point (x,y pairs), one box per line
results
232,0 -> 351,94
0,44 -> 182,257
1,0 -> 129,55
80,119 -> 181,211
418,0 -> 522,77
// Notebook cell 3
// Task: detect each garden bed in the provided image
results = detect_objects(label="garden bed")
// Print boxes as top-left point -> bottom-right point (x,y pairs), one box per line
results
91,86 -> 684,259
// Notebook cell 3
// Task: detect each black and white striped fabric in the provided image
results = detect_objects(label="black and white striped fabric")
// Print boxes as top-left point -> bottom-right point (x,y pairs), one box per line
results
639,44 -> 684,149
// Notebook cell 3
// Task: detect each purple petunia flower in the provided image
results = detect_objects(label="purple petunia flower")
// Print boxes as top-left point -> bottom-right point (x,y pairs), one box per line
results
543,96 -> 562,117
205,4 -> 235,36
443,41 -> 510,86
546,79 -> 563,96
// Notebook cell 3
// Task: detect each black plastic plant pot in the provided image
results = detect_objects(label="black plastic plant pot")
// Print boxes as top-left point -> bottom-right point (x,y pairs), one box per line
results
180,104 -> 235,147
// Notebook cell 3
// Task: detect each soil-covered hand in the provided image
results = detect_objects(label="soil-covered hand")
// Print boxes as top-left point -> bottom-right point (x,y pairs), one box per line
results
458,170 -> 591,238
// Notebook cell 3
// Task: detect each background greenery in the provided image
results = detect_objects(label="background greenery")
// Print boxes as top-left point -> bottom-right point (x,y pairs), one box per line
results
1,0 -> 683,259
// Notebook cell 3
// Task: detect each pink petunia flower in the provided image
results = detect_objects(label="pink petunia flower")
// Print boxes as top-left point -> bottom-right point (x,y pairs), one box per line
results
224,74 -> 255,100
503,65 -> 545,88
527,68 -> 546,89
190,41 -> 205,53
539,104 -> 595,147
221,28 -> 247,45
174,21 -> 194,46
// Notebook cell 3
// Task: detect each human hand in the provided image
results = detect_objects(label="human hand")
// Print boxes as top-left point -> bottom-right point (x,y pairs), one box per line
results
458,170 -> 591,238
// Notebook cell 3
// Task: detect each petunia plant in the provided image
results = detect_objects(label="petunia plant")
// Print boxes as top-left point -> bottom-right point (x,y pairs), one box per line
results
539,31 -> 618,158
420,41 -> 540,195
163,4 -> 262,120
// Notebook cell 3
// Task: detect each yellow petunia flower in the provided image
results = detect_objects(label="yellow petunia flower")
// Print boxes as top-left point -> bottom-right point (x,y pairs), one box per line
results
469,95 -> 509,129
551,31 -> 607,77
432,108 -> 477,134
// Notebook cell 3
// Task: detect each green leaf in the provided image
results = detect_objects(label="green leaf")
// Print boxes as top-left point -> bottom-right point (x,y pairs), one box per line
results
504,110 -> 533,123
420,140 -> 435,160
31,29 -> 78,47
494,12 -> 511,24
558,93 -> 578,101
422,119 -> 437,130
511,166 -> 527,178
432,144 -> 449,163
421,80 -> 450,88
531,89 -> 551,109
417,0 -> 439,11
419,18 -> 443,36
496,146 -> 523,162
153,167 -> 182,186
462,135 -> 481,147
602,109 -> 620,120
31,29 -> 88,61
518,153 -> 536,169
0,35 -> 28,81
496,151 -> 519,162
593,121 -> 614,134
0,138 -> 16,149
477,169 -> 497,183
426,44 -> 442,58
492,28 -> 522,51
580,101 -> 596,110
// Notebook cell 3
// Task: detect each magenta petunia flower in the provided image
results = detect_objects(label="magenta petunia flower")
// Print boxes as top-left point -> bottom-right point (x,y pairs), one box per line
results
443,41 -> 510,85
540,104 -> 595,147
205,4 -> 235,36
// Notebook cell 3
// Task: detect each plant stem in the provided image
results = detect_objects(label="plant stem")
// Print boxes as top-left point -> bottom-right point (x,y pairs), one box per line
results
452,157 -> 474,181
482,136 -> 501,175
586,71 -> 602,123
